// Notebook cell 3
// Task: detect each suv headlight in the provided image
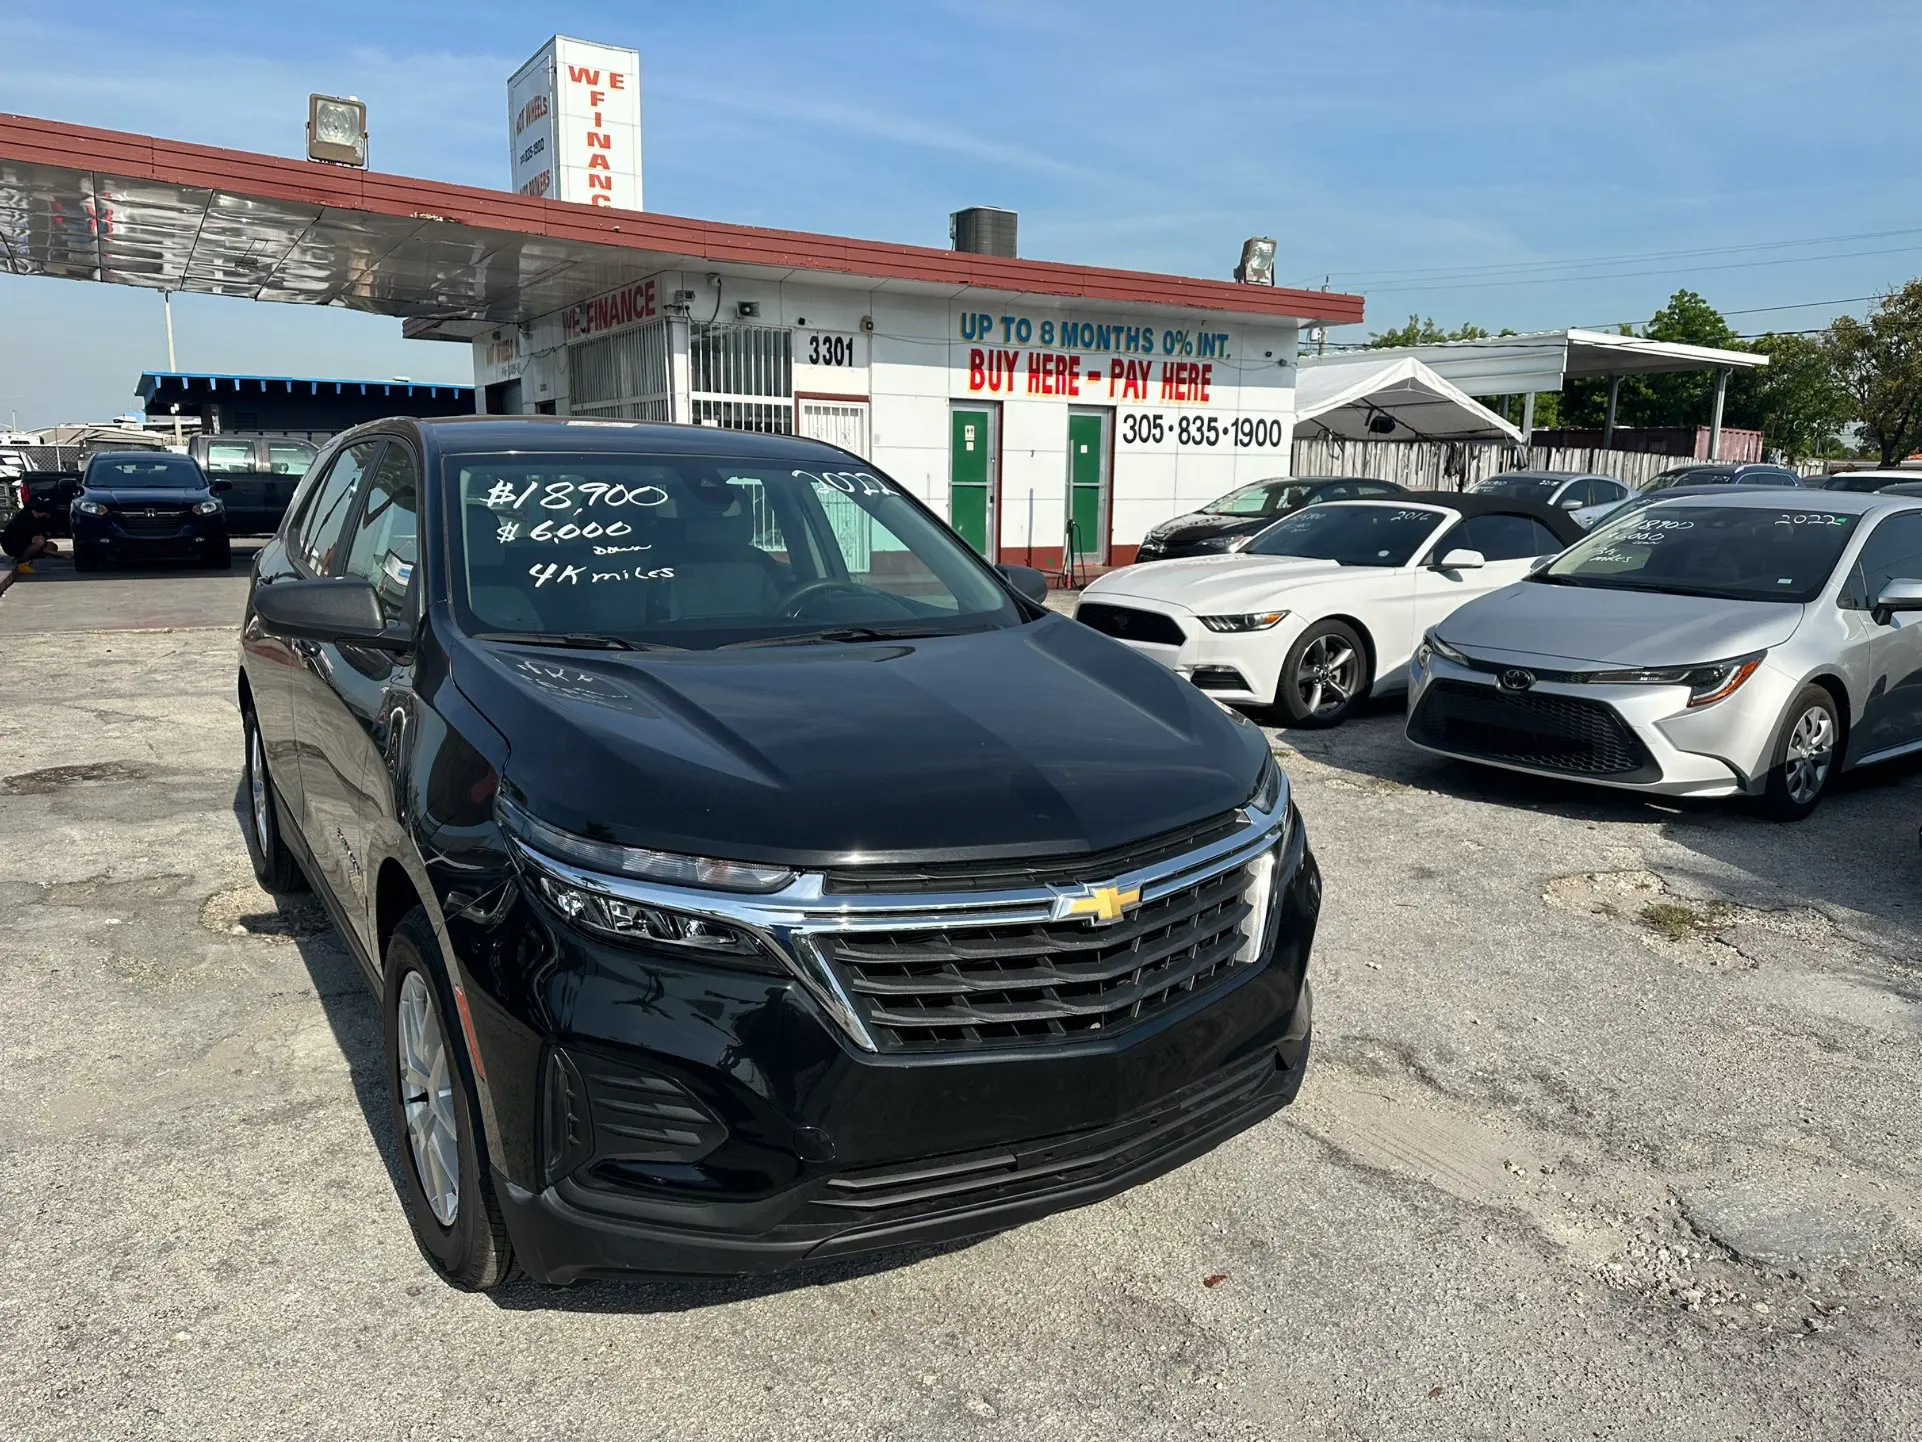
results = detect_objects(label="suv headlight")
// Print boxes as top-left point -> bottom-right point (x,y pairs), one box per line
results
1247,751 -> 1286,817
75,499 -> 107,516
1586,652 -> 1764,708
497,793 -> 796,893
1200,611 -> 1289,632
193,499 -> 224,515
526,871 -> 772,964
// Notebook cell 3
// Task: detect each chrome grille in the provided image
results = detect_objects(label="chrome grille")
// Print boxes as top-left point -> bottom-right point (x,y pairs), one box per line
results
816,865 -> 1253,1052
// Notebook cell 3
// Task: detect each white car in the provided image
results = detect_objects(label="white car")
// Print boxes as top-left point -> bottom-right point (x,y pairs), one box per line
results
1078,497 -> 1588,726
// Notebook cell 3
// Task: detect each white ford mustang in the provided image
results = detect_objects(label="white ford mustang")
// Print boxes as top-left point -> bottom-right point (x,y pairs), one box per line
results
1077,497 -> 1587,726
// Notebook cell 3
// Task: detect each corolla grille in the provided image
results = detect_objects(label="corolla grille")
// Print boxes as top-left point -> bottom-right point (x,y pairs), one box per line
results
815,864 -> 1254,1053
1075,602 -> 1186,647
1410,679 -> 1652,777
822,810 -> 1243,895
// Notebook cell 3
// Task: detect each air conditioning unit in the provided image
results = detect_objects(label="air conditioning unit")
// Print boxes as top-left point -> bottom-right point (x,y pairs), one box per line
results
950,207 -> 1018,259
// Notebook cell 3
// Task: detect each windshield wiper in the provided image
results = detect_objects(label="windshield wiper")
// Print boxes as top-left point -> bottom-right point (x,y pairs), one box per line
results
720,624 -> 965,649
473,630 -> 683,652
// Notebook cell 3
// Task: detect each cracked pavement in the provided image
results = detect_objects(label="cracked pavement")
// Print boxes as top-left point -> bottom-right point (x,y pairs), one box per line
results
2,577 -> 1919,1439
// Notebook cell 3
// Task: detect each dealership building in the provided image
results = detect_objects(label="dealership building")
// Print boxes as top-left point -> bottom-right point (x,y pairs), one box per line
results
0,60 -> 1366,569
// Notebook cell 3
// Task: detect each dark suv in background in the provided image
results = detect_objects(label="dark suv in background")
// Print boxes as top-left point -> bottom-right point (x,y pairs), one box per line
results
71,451 -> 231,569
238,417 -> 1319,1290
191,434 -> 315,533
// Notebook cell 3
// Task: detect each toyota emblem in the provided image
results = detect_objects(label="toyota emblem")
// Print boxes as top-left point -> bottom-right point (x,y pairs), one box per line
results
1498,668 -> 1536,692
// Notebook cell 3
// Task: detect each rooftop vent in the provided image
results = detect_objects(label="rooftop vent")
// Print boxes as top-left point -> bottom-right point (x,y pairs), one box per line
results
950,206 -> 1018,259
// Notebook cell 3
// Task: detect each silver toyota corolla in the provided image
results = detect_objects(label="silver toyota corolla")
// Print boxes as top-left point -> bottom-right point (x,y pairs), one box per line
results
1405,489 -> 1922,819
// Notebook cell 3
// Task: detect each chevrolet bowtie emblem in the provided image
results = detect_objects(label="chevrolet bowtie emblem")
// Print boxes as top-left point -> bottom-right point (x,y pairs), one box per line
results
1058,883 -> 1141,926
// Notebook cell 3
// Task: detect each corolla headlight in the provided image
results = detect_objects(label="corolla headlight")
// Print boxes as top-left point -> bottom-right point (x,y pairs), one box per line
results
1200,611 -> 1289,633
1586,651 -> 1765,708
1416,629 -> 1468,666
75,499 -> 107,516
496,793 -> 796,893
193,499 -> 223,515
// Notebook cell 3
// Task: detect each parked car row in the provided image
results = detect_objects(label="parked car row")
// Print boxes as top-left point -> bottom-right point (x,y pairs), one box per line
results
1085,476 -> 1922,822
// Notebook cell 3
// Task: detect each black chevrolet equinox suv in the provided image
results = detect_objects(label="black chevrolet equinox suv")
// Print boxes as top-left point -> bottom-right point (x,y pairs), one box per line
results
238,417 -> 1318,1289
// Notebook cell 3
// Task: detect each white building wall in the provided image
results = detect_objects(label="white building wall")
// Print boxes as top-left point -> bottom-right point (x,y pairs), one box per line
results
490,270 -> 1302,563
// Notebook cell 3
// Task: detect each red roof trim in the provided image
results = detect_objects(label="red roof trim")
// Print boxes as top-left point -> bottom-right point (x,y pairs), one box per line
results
0,112 -> 1365,326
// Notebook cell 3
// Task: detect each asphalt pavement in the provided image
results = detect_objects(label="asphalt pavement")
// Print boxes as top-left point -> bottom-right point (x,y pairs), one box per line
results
2,573 -> 1919,1440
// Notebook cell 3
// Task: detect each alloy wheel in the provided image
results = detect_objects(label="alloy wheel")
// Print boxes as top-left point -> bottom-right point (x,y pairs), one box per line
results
397,971 -> 461,1226
1783,705 -> 1835,805
248,723 -> 272,858
1294,634 -> 1360,717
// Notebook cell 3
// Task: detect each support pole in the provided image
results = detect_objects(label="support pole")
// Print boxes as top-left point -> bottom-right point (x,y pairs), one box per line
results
1603,374 -> 1621,449
163,293 -> 182,448
1520,391 -> 1536,443
1708,367 -> 1728,460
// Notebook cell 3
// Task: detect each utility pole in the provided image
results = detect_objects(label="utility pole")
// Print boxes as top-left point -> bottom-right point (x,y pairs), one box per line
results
163,292 -> 182,447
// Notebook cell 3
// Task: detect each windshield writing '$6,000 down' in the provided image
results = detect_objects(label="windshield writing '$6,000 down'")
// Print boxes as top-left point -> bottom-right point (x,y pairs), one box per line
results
482,468 -> 899,589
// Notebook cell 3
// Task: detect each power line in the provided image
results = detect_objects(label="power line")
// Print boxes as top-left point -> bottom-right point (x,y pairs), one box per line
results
1359,243 -> 1922,298
1300,225 -> 1922,289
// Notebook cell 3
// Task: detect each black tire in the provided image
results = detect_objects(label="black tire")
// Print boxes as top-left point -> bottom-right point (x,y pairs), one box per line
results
73,544 -> 102,573
1756,684 -> 1840,822
383,908 -> 516,1291
202,539 -> 232,569
241,704 -> 307,893
1276,619 -> 1369,728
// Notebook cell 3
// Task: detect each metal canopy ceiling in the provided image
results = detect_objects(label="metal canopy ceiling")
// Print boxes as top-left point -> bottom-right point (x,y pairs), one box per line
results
1293,354 -> 1524,442
0,112 -> 1367,335
1303,327 -> 1767,398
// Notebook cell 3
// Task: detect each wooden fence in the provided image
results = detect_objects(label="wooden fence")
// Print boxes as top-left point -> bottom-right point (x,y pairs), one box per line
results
1289,437 -> 1824,490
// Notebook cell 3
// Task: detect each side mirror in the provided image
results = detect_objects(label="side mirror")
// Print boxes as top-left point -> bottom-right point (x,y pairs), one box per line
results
996,563 -> 1050,605
211,479 -> 234,494
253,577 -> 412,652
1560,495 -> 1584,510
1872,578 -> 1922,626
1433,548 -> 1485,571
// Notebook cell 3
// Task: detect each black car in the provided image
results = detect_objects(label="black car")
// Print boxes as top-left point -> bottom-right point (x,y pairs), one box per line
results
71,451 -> 232,569
1640,462 -> 1803,493
238,417 -> 1319,1289
191,434 -> 316,534
1135,475 -> 1405,561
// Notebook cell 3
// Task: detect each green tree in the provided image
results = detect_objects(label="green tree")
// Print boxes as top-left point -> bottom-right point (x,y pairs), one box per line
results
1364,315 -> 1492,348
1746,332 -> 1854,461
1562,292 -> 1753,432
1828,279 -> 1922,466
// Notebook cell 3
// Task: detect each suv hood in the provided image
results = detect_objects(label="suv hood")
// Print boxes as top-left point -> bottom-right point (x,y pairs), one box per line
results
453,613 -> 1267,866
1089,554 -> 1355,611
1435,580 -> 1805,667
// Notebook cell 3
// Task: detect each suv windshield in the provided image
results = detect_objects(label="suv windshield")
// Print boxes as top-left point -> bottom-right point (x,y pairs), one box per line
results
1243,504 -> 1442,567
87,457 -> 203,489
1468,475 -> 1562,501
451,452 -> 1022,649
1537,503 -> 1859,603
1204,481 -> 1311,516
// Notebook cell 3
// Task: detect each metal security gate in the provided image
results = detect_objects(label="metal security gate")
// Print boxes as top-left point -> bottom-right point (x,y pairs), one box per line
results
569,322 -> 671,420
691,323 -> 794,434
796,398 -> 870,457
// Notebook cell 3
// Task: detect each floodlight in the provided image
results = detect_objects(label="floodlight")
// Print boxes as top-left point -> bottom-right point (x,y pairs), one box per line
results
307,95 -> 368,167
1234,236 -> 1277,286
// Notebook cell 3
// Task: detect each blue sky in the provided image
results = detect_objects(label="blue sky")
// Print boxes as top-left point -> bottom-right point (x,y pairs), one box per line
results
4,0 -> 1921,426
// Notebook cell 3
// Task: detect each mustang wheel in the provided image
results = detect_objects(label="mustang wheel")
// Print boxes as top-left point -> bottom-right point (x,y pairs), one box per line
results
383,908 -> 514,1291
241,706 -> 306,892
1758,684 -> 1839,822
1277,620 -> 1368,727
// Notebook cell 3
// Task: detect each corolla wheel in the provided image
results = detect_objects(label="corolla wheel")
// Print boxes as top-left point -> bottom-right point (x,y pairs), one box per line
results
1760,685 -> 1839,821
396,970 -> 461,1227
1782,704 -> 1835,805
1280,620 -> 1367,727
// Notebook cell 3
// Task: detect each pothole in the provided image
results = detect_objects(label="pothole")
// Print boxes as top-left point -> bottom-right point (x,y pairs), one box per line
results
199,885 -> 331,940
1,760 -> 158,794
44,872 -> 199,907
1546,870 -> 1758,967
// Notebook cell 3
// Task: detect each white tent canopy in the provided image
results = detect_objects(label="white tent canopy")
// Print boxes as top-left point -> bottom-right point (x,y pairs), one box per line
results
1292,354 -> 1524,443
1304,328 -> 1769,399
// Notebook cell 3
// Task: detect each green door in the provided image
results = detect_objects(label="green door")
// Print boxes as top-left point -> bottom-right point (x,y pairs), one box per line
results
950,408 -> 992,554
1068,412 -> 1106,561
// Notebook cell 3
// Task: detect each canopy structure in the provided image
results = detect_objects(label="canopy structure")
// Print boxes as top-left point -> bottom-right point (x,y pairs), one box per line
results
1292,354 -> 1524,443
0,112 -> 1364,333
1308,328 -> 1768,398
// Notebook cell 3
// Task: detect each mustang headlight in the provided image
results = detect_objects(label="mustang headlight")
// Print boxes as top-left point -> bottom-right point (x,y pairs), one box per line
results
1200,610 -> 1289,633
496,794 -> 796,893
75,499 -> 107,516
1587,652 -> 1764,708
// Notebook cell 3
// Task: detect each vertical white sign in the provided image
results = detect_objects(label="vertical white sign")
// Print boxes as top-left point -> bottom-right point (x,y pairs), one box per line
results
508,36 -> 643,210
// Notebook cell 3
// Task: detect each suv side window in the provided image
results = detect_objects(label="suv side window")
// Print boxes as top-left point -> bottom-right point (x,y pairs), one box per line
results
342,443 -> 420,625
292,441 -> 380,575
1841,512 -> 1922,610
1446,512 -> 1566,562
